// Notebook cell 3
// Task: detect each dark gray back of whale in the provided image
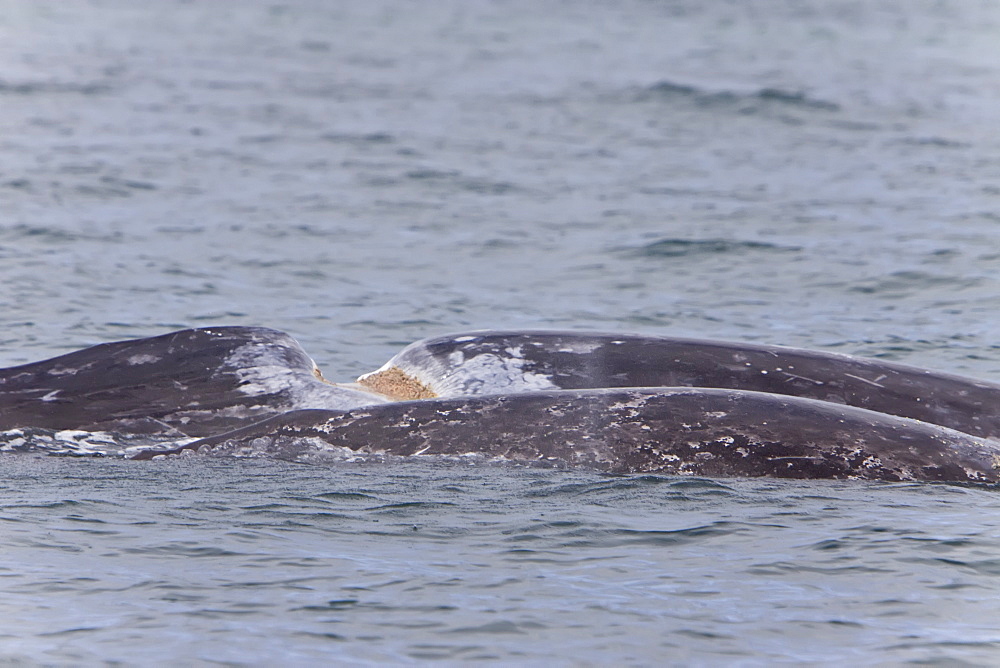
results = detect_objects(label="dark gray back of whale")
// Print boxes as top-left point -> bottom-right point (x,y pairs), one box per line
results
377,331 -> 1000,439
4,327 -> 1000,482
0,327 -> 383,437
131,387 -> 1000,484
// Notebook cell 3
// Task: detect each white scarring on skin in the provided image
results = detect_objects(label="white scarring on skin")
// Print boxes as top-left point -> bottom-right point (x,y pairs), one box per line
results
224,340 -> 388,411
362,343 -> 560,398
127,354 -> 160,365
552,340 -> 603,354
432,349 -> 559,396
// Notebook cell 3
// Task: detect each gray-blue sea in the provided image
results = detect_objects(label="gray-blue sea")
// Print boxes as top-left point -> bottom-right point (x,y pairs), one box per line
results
2,1 -> 1000,664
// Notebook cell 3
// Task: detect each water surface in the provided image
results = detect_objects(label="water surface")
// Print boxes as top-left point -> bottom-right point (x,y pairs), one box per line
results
2,0 -> 999,664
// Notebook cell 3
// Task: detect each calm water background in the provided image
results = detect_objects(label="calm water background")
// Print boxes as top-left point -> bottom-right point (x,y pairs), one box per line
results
1,0 -> 999,664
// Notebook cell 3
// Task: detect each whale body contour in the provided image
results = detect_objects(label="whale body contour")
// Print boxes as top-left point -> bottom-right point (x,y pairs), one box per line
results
1,327 -> 998,483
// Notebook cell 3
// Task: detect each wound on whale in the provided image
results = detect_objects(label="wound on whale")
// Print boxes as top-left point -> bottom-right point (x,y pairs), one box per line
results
1,326 -> 998,483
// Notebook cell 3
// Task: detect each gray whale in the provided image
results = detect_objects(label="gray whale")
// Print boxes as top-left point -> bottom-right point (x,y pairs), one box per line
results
131,388 -> 1000,483
358,330 -> 1000,439
0,327 -> 387,438
2,327 -> 999,483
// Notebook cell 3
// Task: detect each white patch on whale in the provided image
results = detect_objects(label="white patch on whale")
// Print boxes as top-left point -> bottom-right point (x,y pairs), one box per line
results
223,339 -> 388,411
433,350 -> 559,396
127,353 -> 160,365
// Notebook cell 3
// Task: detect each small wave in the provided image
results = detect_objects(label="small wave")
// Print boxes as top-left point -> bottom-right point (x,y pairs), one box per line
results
367,501 -> 458,513
403,169 -> 521,196
0,223 -> 125,244
847,271 -> 983,295
628,238 -> 801,258
904,556 -> 1000,577
756,87 -> 840,111
524,479 -> 632,498
894,136 -> 971,149
605,522 -> 740,547
0,79 -> 112,95
75,175 -> 158,198
746,561 -> 892,576
315,491 -> 380,502
319,132 -> 395,145
634,80 -> 840,113
445,620 -> 529,635
502,520 -> 742,550
119,544 -> 247,558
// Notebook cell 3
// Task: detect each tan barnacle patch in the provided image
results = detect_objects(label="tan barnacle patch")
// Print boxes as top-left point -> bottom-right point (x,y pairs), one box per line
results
356,366 -> 438,401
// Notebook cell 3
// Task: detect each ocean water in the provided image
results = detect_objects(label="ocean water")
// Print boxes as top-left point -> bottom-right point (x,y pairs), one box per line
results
1,0 -> 999,664
4,457 -> 1000,665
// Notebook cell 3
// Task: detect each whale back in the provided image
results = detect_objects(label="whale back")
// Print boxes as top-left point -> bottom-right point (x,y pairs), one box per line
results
0,327 -> 386,438
132,387 -> 1000,484
358,331 -> 1000,439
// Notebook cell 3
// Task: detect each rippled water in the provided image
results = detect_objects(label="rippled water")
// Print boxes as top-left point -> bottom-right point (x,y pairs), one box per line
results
2,0 -> 1000,664
5,457 -> 1000,665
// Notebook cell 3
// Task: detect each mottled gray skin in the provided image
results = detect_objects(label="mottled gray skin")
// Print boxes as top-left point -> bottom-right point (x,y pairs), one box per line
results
131,388 -> 1000,484
0,327 -> 385,438
382,331 -> 1000,439
4,327 -> 1000,483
